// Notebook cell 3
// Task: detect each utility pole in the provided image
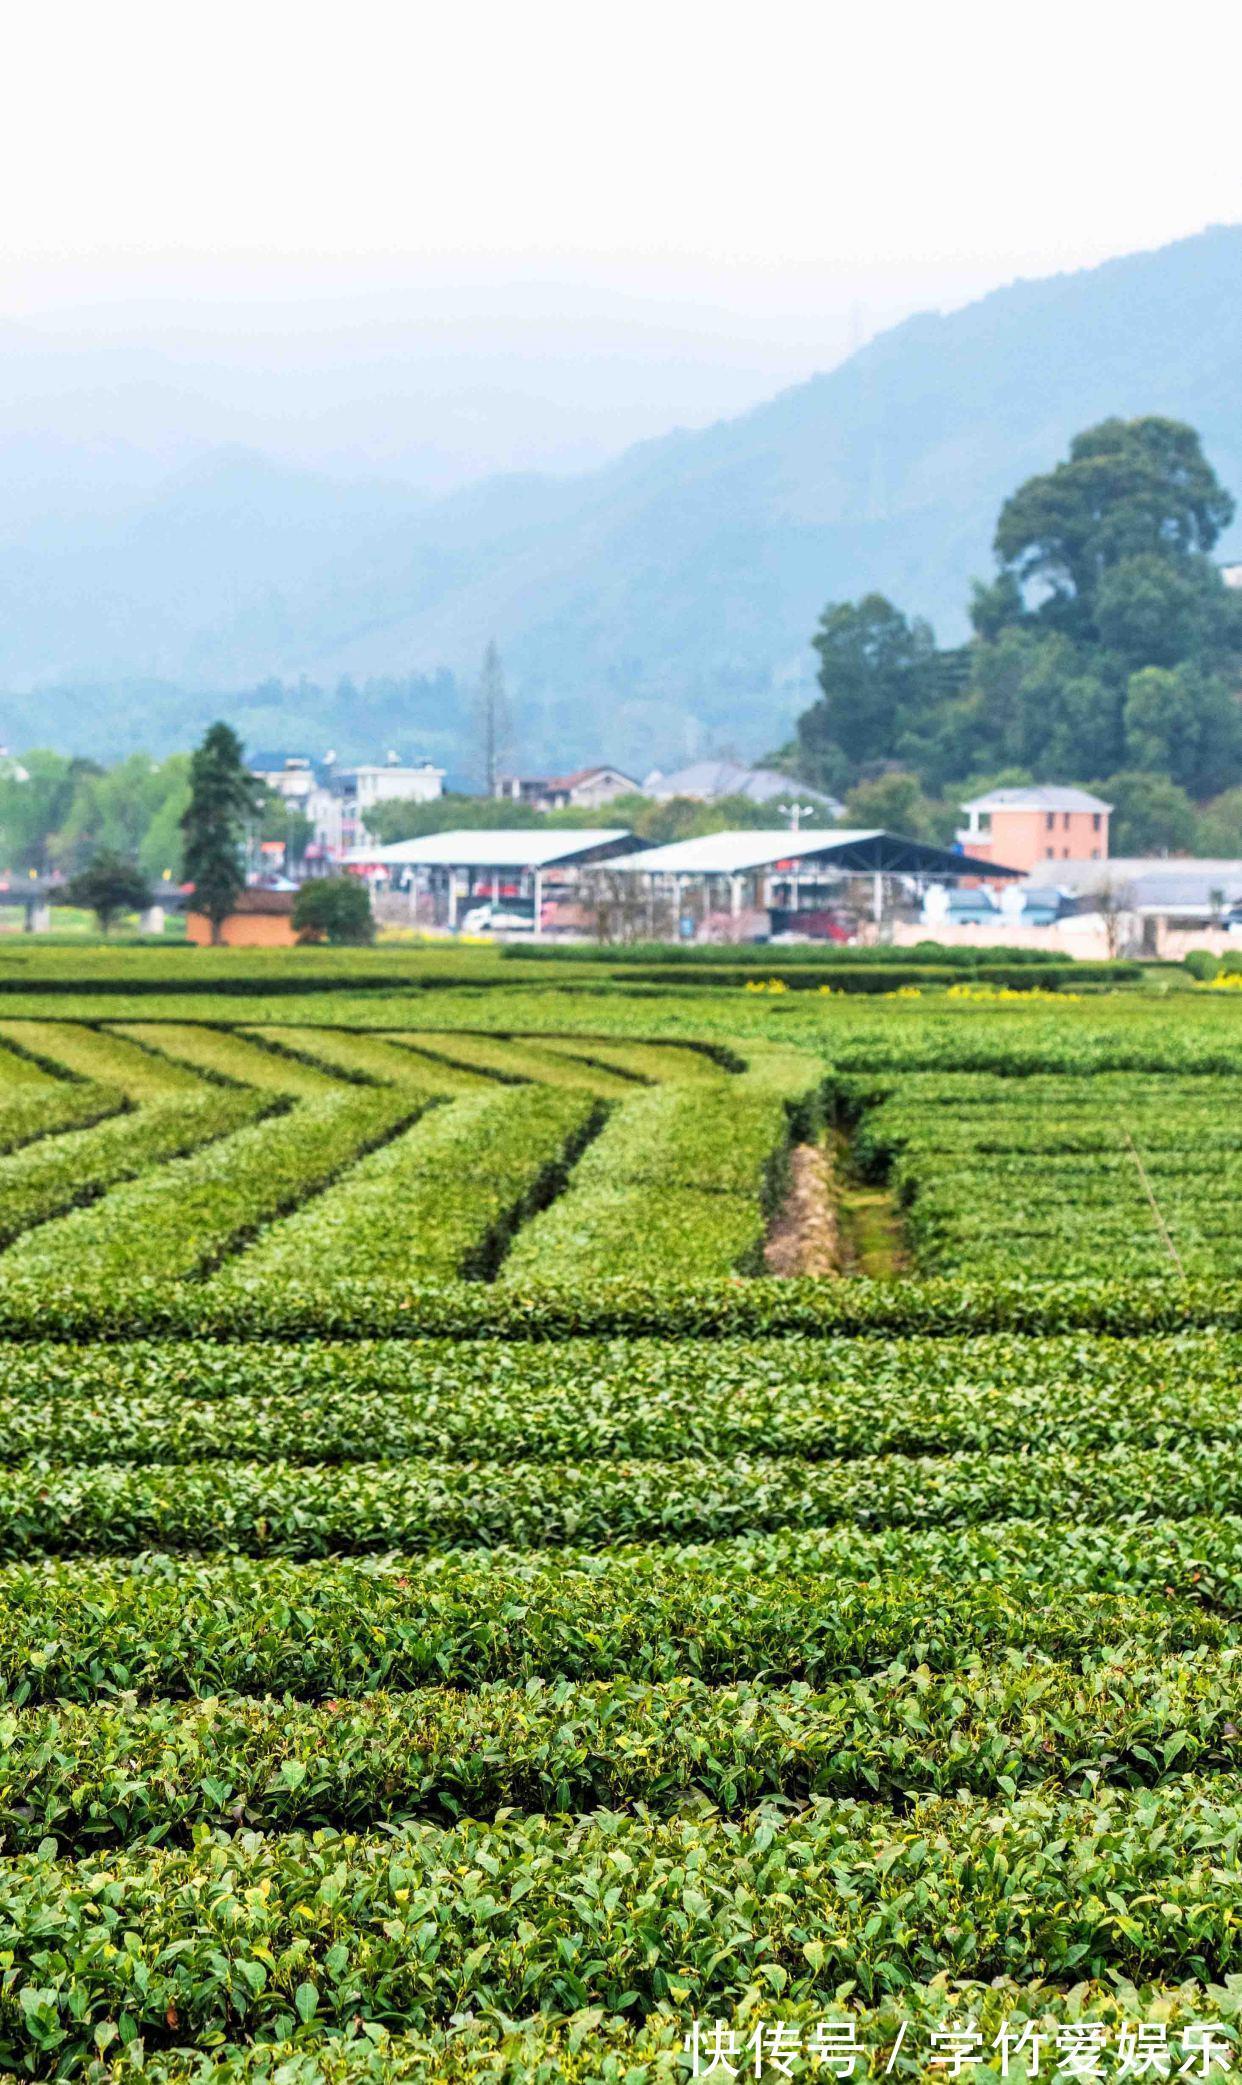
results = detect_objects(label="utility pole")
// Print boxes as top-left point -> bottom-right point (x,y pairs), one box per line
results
474,641 -> 511,797
778,801 -> 816,916
778,801 -> 815,834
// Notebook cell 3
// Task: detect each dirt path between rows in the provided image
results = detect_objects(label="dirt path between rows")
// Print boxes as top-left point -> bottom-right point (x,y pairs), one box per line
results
763,1142 -> 839,1276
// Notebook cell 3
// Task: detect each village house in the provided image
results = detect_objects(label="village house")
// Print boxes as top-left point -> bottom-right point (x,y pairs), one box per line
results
958,785 -> 1111,872
493,766 -> 639,812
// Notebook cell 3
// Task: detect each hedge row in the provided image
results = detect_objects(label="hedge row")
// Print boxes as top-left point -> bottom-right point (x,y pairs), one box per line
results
505,939 -> 1069,967
0,1021 -> 221,1100
109,1022 -> 350,1097
502,1091 -> 796,1284
0,1087 -> 420,1286
10,1330 -> 1242,1463
532,1036 -> 727,1083
850,1066 -> 1242,1280
7,1649 -> 1242,1852
505,1182 -> 772,1284
806,1005 -> 1242,1077
245,1026 -> 495,1095
0,1091 -> 270,1255
232,1089 -> 604,1284
5,1439 -> 1242,1555
1,1272 -> 1241,1339
385,1032 -> 639,1095
3,1782 -> 1242,2063
0,1549 -> 1218,1704
610,961 -> 1140,992
0,1078 -> 125,1154
2,1324 -> 1231,1402
0,1038 -> 126,1155
79,1983 -> 1242,2085
726,1508 -> 1242,1610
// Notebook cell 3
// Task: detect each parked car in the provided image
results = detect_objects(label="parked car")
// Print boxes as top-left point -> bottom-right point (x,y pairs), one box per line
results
460,903 -> 534,933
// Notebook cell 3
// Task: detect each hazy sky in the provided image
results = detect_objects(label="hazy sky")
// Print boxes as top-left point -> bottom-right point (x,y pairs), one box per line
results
7,0 -> 1240,310
1,0 -> 1239,487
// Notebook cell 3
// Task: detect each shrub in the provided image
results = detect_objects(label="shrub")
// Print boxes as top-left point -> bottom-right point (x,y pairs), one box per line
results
292,876 -> 376,944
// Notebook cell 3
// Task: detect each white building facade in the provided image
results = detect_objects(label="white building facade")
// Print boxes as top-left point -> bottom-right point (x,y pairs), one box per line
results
251,751 -> 445,864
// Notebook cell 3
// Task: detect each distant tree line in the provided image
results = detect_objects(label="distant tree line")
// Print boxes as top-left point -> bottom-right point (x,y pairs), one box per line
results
790,416 -> 1242,854
9,417 -> 1242,894
0,742 -> 325,886
364,789 -> 826,850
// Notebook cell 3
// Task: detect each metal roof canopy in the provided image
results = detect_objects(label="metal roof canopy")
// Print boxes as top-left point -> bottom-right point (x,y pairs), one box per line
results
607,829 -> 1020,878
342,829 -> 638,870
1026,856 -> 1242,912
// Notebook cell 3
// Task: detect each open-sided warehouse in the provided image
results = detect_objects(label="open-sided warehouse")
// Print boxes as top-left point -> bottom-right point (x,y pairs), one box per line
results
607,827 -> 1020,931
342,828 -> 641,931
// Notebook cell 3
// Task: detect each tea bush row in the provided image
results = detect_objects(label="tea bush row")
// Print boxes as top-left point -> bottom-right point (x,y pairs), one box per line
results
0,1088 -> 420,1286
7,1648 -> 1242,1852
230,1090 -> 603,1285
0,1272 -> 1239,1340
11,1331 -> 1242,1463
6,1439 -> 1242,1556
2,1782 -> 1241,2066
0,1038 -> 126,1155
0,1549 -> 1219,1705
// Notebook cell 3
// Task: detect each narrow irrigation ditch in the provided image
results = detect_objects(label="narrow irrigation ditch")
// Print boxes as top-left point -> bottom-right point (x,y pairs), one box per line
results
763,1081 -> 909,1279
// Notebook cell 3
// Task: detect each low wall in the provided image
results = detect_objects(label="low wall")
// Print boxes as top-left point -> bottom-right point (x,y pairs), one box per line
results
889,919 -> 1119,961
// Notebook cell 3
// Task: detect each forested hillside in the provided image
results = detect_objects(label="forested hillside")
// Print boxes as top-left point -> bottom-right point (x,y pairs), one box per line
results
1,225 -> 1241,769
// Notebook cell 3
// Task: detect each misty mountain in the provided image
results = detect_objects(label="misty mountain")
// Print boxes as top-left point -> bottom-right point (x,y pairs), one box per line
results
2,226 -> 1241,772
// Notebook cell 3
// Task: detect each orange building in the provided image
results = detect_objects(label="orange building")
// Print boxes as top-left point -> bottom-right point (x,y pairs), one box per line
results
957,786 -> 1111,873
186,888 -> 298,947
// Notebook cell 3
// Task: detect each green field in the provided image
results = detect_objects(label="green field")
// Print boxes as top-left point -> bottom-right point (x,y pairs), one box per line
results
1,946 -> 1241,2080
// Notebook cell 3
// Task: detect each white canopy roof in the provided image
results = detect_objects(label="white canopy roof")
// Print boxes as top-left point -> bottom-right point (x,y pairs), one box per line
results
341,828 -> 633,870
607,829 -> 1019,878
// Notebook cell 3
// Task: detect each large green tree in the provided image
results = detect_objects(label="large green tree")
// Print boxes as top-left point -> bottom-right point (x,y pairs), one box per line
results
798,414 -> 1242,815
1122,665 -> 1242,798
842,771 -> 944,844
59,850 -> 151,932
1196,787 -> 1242,857
991,416 -> 1235,635
1096,770 -> 1199,855
797,595 -> 936,788
179,723 -> 259,943
57,754 -> 190,880
0,752 -> 101,873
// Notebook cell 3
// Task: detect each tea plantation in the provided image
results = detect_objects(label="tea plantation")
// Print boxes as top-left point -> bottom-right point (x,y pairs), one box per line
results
0,949 -> 1241,2081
